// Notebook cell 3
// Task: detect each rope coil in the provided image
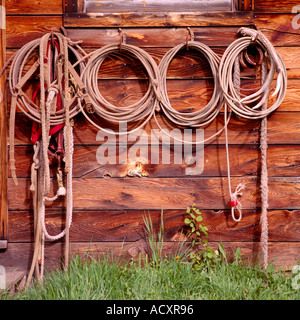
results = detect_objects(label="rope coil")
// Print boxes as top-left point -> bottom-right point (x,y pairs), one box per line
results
219,27 -> 287,269
79,41 -> 161,135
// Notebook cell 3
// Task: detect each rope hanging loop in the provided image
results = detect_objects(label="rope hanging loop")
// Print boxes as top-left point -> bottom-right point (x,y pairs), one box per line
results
186,27 -> 195,50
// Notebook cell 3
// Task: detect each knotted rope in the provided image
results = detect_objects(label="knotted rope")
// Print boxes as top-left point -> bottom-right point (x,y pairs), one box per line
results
219,27 -> 287,269
4,31 -> 86,288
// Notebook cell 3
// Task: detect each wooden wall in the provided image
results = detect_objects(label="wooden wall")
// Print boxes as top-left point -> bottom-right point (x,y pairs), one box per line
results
1,0 -> 300,272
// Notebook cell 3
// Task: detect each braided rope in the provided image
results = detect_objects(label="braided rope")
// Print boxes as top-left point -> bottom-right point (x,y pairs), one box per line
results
219,27 -> 287,268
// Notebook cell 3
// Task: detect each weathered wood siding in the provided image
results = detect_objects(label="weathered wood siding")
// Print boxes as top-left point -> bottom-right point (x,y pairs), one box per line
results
1,0 -> 300,271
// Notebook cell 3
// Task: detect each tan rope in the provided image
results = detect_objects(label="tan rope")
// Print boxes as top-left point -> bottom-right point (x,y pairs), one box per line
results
260,58 -> 269,271
20,32 -> 85,288
79,42 -> 161,135
219,27 -> 287,269
156,38 -> 227,144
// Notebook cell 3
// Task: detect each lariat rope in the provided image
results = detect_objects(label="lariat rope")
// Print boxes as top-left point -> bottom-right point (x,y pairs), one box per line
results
3,31 -> 87,289
219,27 -> 287,269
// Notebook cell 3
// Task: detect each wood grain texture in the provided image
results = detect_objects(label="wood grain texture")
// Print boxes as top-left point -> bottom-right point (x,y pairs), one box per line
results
7,209 -> 300,243
64,11 -> 253,28
1,241 -> 299,271
6,16 -> 63,48
6,0 -> 63,15
9,144 -> 300,179
7,176 -> 300,211
254,0 -> 299,13
85,0 -> 233,13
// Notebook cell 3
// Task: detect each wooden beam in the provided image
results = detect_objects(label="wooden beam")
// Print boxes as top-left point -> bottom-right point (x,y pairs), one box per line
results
0,0 -> 7,248
63,11 -> 254,28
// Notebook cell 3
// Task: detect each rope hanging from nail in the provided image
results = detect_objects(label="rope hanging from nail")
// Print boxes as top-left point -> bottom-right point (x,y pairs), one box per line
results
155,27 -> 228,145
219,27 -> 287,268
2,30 -> 87,288
78,28 -> 161,135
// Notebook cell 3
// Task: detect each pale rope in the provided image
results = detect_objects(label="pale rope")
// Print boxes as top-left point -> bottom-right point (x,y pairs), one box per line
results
155,40 -> 228,145
225,55 -> 245,222
260,58 -> 269,270
26,141 -> 42,289
219,28 -> 287,120
80,43 -> 161,135
219,28 -> 287,270
40,127 -> 73,241
24,33 -> 82,288
6,32 -> 86,187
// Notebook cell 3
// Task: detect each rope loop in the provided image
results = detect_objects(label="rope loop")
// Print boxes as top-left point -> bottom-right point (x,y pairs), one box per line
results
186,27 -> 194,50
80,41 -> 160,135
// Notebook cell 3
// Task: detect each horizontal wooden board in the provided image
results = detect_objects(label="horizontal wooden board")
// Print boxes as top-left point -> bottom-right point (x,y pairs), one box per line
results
7,176 -> 300,211
85,0 -> 233,13
5,45 -> 299,80
6,0 -> 63,15
64,11 -> 253,28
255,1 -> 299,13
7,209 -> 300,243
6,16 -> 63,48
10,112 -> 300,147
9,144 -> 300,178
1,241 -> 299,270
66,27 -> 242,48
254,14 -> 300,47
4,13 -> 299,49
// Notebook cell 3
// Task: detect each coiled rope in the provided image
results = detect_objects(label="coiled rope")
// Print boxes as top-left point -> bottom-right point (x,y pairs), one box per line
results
3,31 -> 87,288
219,27 -> 287,269
156,28 -> 228,144
79,30 -> 161,135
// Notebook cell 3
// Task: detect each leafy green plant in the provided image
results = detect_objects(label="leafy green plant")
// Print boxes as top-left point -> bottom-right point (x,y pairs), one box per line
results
184,204 -> 223,270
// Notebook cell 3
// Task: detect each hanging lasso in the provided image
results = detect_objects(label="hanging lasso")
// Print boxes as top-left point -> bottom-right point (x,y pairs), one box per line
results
3,30 -> 87,288
79,29 -> 161,135
219,27 -> 287,269
156,27 -> 228,144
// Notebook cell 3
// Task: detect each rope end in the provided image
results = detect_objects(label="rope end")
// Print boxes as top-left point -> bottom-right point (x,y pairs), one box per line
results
57,186 -> 66,196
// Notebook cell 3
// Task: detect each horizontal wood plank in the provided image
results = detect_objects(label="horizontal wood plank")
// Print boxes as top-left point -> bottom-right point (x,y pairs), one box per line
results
85,0 -> 233,13
9,144 -> 300,178
254,14 -> 300,47
6,16 -> 63,48
7,209 -> 300,243
64,11 -> 253,28
1,241 -> 299,270
66,27 -> 242,48
11,112 -> 300,146
254,1 -> 299,13
7,176 -> 300,211
6,0 -> 63,15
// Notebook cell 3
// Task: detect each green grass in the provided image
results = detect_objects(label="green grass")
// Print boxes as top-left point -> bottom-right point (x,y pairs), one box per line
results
1,252 -> 300,300
2,210 -> 300,300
